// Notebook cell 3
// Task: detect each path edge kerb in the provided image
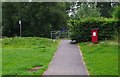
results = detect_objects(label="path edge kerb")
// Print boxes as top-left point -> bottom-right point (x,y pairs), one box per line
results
42,40 -> 62,75
77,44 -> 90,75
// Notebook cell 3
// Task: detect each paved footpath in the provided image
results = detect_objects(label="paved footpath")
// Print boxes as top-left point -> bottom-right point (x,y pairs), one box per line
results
43,40 -> 89,75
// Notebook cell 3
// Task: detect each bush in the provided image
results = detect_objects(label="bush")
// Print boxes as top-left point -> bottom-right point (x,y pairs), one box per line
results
68,18 -> 119,42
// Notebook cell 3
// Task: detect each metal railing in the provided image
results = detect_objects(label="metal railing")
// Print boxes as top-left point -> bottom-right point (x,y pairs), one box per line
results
50,30 -> 70,40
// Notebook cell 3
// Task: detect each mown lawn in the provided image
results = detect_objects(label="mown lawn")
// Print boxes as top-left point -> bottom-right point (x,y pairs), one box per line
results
0,39 -> 2,76
79,40 -> 118,75
2,37 -> 59,75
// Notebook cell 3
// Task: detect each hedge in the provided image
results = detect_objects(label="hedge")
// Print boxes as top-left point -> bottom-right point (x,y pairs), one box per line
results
68,18 -> 119,42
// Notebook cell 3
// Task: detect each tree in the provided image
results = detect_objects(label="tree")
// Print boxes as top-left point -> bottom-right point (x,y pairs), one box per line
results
74,2 -> 101,20
2,2 -> 69,37
96,2 -> 120,18
2,2 -> 18,36
112,6 -> 120,19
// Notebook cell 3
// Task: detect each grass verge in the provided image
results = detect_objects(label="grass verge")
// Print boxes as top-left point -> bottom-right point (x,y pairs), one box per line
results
79,40 -> 118,75
2,37 -> 59,75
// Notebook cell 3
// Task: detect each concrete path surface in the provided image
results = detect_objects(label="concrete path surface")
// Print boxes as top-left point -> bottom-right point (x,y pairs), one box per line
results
43,40 -> 89,76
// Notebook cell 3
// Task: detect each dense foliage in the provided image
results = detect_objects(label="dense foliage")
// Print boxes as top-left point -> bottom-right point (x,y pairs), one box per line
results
2,2 -> 69,37
75,3 -> 101,19
68,2 -> 119,19
68,18 -> 119,42
112,6 -> 120,19
2,2 -> 119,39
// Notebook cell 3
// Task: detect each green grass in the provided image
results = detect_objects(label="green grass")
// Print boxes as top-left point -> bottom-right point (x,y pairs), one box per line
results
2,37 -> 59,75
79,40 -> 118,75
0,39 -> 2,76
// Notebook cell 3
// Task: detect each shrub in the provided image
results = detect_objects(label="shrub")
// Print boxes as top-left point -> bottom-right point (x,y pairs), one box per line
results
68,18 -> 119,42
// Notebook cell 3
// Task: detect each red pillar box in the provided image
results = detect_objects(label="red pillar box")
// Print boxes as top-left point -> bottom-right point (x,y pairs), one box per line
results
91,28 -> 98,43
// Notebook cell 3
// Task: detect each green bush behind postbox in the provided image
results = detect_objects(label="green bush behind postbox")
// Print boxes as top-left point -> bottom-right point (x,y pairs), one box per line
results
68,18 -> 119,42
